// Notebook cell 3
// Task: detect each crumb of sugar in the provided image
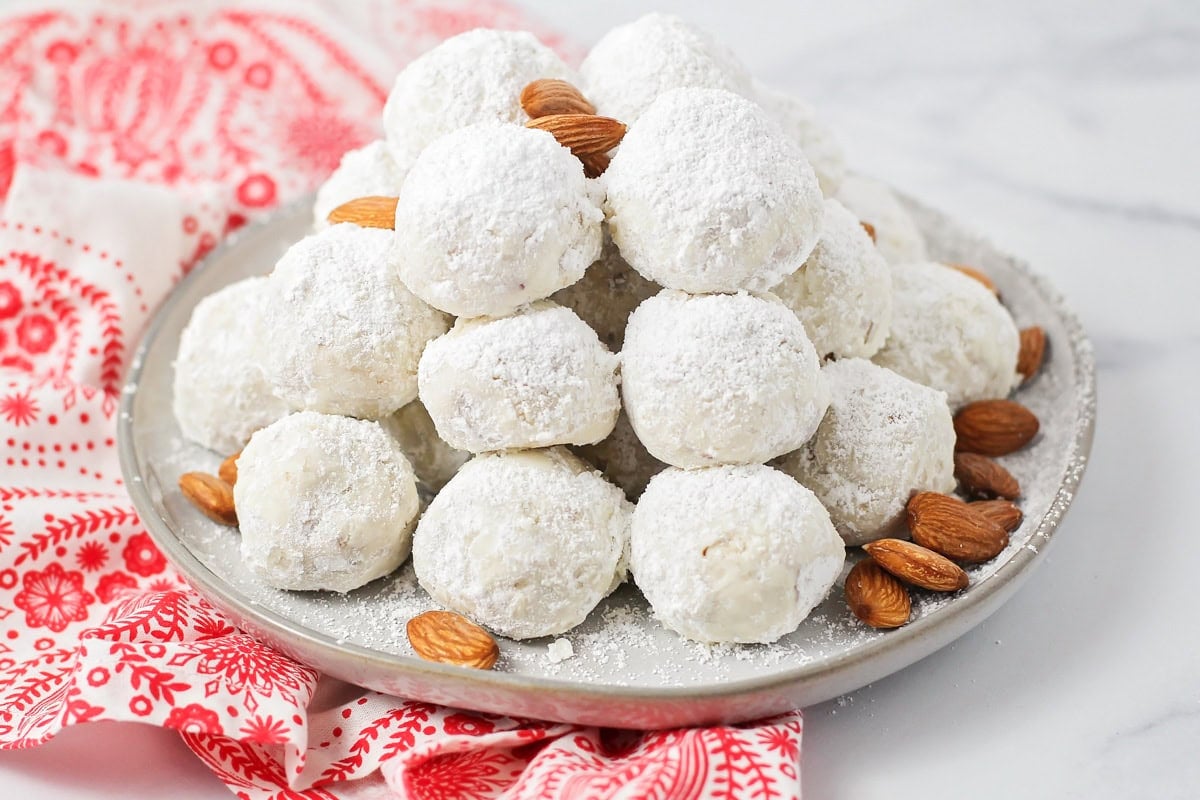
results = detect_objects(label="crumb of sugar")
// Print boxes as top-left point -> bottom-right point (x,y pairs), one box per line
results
547,638 -> 574,663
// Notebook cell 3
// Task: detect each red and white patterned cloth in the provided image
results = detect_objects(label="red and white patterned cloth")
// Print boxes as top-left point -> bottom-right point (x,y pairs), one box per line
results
0,3 -> 805,797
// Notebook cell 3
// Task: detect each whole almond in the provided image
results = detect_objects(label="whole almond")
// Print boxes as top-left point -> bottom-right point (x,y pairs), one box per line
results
1017,326 -> 1047,383
219,451 -> 240,486
860,221 -> 877,242
179,472 -> 237,526
526,114 -> 626,157
954,452 -> 1020,499
406,611 -> 499,670
520,78 -> 596,118
971,499 -> 1024,532
946,263 -> 999,295
954,399 -> 1040,456
845,559 -> 911,629
863,538 -> 969,592
327,195 -> 398,229
907,492 -> 1009,564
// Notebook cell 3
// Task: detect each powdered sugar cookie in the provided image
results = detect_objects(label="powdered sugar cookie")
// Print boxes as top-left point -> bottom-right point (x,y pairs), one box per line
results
264,224 -> 449,419
235,412 -> 420,593
835,174 -> 927,266
621,291 -> 829,467
173,277 -> 288,454
393,123 -> 603,318
873,261 -> 1020,407
754,82 -> 846,196
779,359 -> 956,546
772,198 -> 893,360
580,13 -> 753,125
379,401 -> 468,492
631,464 -> 845,644
604,88 -> 823,294
382,29 -> 574,165
418,301 -> 619,453
550,234 -> 659,351
574,410 -> 666,500
413,448 -> 631,639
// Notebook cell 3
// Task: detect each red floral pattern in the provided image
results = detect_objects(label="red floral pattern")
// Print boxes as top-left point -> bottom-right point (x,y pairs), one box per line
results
0,2 -> 804,798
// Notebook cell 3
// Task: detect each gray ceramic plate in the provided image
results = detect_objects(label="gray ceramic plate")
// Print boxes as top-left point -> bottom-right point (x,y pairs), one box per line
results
117,195 -> 1095,730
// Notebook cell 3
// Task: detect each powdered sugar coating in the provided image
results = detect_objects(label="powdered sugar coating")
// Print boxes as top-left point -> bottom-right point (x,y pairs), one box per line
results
622,291 -> 829,467
172,277 -> 288,454
264,224 -> 449,419
413,448 -> 632,639
779,359 -> 956,546
580,13 -> 753,125
836,174 -> 928,265
235,412 -> 420,593
772,198 -> 893,360
550,233 -> 659,351
312,141 -> 408,229
418,301 -> 619,453
381,29 -> 574,165
574,410 -> 666,500
393,123 -> 604,318
631,465 -> 845,644
379,401 -> 468,492
874,261 -> 1020,407
604,88 -> 823,294
754,82 -> 847,196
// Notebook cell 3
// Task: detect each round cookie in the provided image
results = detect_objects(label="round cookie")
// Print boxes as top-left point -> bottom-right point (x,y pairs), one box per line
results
235,412 -> 420,593
312,141 -> 408,229
580,12 -> 752,124
550,234 -> 659,351
779,359 -> 956,545
413,448 -> 632,640
754,82 -> 846,196
604,88 -> 823,294
263,224 -> 449,420
379,401 -> 468,492
574,410 -> 666,500
621,291 -> 829,468
173,277 -> 289,454
418,301 -> 620,453
382,29 -> 574,165
772,198 -> 893,361
835,174 -> 927,266
631,464 -> 845,644
393,123 -> 603,318
873,261 -> 1020,407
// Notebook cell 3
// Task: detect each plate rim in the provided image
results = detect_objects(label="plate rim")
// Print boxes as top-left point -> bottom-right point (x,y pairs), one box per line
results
117,193 -> 1098,710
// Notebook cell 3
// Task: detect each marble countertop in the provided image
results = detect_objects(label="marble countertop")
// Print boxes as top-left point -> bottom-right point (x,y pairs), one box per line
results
2,1 -> 1196,797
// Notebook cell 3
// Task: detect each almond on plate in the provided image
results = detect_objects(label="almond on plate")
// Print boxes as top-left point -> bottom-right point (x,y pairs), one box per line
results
970,499 -> 1024,532
407,610 -> 499,670
219,451 -> 241,486
954,399 -> 1040,456
179,472 -> 238,526
907,492 -> 1009,564
954,452 -> 1020,499
863,538 -> 969,592
845,559 -> 912,629
1017,326 -> 1047,383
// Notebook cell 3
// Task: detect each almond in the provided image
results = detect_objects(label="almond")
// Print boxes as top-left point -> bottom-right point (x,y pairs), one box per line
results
1017,326 -> 1047,383
970,499 -> 1024,532
907,492 -> 1008,564
954,452 -> 1020,499
179,472 -> 237,526
520,78 -> 596,118
526,114 -> 626,157
860,221 -> 877,242
947,262 -> 999,296
219,451 -> 240,486
406,610 -> 499,670
845,559 -> 911,629
579,151 -> 611,179
863,538 -> 969,592
326,195 -> 398,229
954,399 -> 1040,456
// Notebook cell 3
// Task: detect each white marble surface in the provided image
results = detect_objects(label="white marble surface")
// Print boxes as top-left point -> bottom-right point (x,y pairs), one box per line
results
2,1 -> 1197,797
